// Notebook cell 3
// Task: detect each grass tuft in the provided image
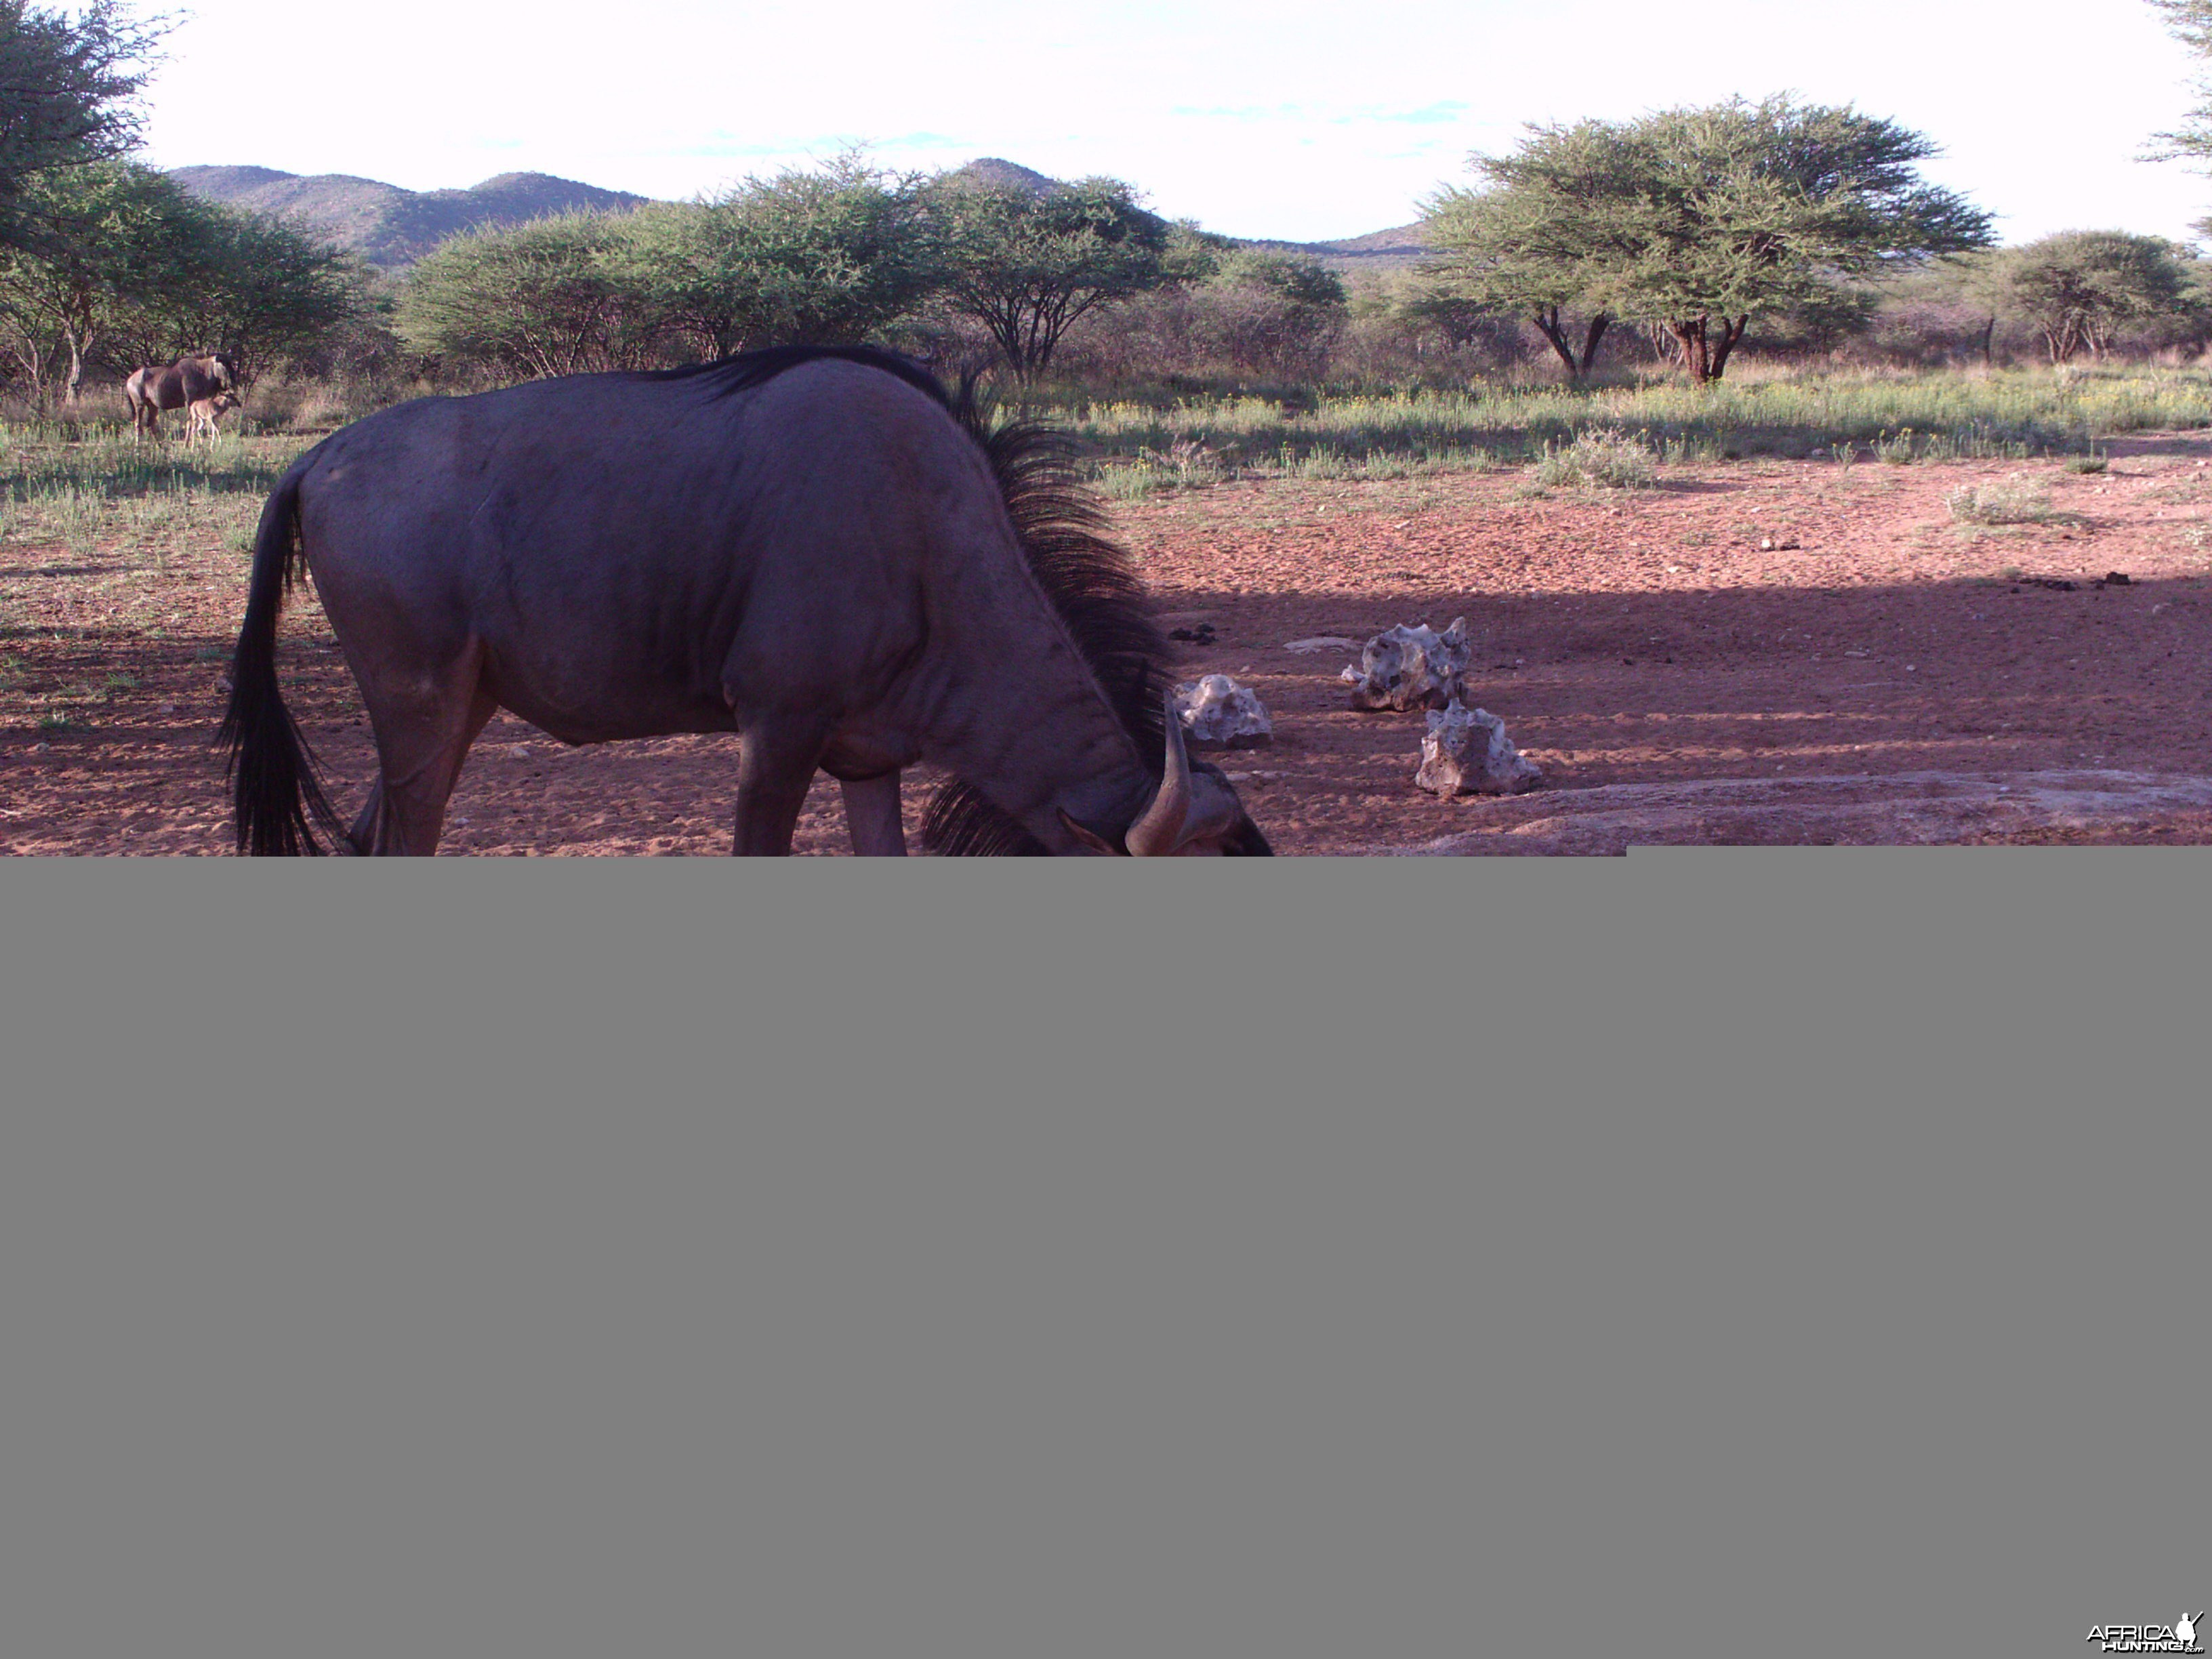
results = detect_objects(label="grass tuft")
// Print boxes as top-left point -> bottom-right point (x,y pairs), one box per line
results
1947,477 -> 2055,525
1529,426 -> 1657,491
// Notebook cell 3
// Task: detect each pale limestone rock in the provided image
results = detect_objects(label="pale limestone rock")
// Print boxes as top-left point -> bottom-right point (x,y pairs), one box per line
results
1340,618 -> 1471,712
1174,674 -> 1273,750
1415,701 -> 1542,798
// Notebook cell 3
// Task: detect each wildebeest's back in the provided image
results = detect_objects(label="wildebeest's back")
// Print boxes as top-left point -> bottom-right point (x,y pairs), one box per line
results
289,362 -> 1009,746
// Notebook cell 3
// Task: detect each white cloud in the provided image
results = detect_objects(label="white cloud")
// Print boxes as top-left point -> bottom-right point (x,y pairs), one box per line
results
140,0 -> 2212,243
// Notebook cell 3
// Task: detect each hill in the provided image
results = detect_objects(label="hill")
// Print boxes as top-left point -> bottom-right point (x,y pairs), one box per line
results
1309,220 -> 1433,264
1245,220 -> 1433,274
944,157 -> 1059,194
166,166 -> 652,268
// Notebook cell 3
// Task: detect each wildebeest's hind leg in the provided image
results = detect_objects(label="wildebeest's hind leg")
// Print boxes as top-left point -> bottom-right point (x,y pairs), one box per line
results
840,772 -> 907,856
350,673 -> 499,855
731,713 -> 832,855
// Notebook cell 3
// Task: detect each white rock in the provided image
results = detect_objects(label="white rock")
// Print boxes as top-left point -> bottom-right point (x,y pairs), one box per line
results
1341,618 -> 1472,712
1282,636 -> 1359,654
1414,701 -> 1542,798
1174,674 -> 1273,750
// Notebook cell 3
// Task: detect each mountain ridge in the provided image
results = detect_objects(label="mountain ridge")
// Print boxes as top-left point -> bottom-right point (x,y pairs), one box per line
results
167,160 -> 1430,272
167,166 -> 653,268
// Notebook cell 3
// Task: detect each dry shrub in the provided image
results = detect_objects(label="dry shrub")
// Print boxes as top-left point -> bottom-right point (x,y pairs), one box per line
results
1531,427 -> 1657,491
1946,476 -> 2053,524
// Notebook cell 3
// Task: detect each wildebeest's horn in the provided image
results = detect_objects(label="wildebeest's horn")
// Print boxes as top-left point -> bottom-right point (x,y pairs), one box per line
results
1125,690 -> 1192,857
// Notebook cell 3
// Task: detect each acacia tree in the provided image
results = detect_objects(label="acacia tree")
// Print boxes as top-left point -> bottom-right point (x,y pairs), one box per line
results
1420,121 -> 1621,382
1427,98 -> 1992,383
627,158 -> 939,358
1193,247 -> 1347,379
159,203 -> 361,384
1997,232 -> 2196,361
2152,1 -> 2212,192
396,213 -> 654,378
0,1 -> 163,254
0,159 -> 172,403
928,175 -> 1168,377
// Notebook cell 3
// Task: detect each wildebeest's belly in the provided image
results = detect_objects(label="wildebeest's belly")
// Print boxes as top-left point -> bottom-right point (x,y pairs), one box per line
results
459,508 -> 754,743
476,623 -> 743,746
487,676 -> 739,746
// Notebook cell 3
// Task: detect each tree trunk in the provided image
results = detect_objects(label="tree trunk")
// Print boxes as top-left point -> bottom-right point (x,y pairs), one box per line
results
1532,306 -> 1581,382
1577,312 -> 1610,380
1671,314 -> 1748,383
1978,314 -> 1996,367
1532,308 -> 1612,384
12,333 -> 49,416
1671,318 -> 1712,382
1706,316 -> 1749,382
63,327 -> 86,405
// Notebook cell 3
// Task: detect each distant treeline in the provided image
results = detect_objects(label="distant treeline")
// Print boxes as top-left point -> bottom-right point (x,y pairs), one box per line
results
380,148 -> 2212,396
6,28 -> 2212,420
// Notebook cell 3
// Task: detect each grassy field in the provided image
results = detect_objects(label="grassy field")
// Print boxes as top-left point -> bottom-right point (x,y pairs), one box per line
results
0,426 -> 299,557
0,429 -> 309,710
4,363 -> 2208,575
1032,365 -> 2212,495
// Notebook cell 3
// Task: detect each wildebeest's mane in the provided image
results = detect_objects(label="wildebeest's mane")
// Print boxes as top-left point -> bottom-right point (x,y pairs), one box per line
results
926,378 -> 1171,854
649,345 -> 1170,855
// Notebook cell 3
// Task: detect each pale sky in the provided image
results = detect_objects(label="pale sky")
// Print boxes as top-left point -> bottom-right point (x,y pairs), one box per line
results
138,0 -> 2212,246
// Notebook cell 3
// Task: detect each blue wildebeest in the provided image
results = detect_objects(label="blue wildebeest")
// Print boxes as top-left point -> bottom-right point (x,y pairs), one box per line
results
186,388 -> 241,443
219,345 -> 1272,857
125,352 -> 238,441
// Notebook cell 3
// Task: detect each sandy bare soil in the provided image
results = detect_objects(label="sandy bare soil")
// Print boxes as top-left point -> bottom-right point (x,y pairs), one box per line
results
5,434 -> 2212,854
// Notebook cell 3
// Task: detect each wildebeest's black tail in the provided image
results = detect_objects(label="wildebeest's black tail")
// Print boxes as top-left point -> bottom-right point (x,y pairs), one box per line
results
216,467 -> 342,855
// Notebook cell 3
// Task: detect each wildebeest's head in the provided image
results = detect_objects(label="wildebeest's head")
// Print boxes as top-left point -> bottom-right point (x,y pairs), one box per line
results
1060,691 -> 1273,856
208,352 -> 239,388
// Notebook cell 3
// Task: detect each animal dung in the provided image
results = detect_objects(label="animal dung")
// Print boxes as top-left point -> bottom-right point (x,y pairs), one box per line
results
1340,618 -> 1473,712
1414,701 -> 1543,798
1174,673 -> 1273,749
1168,622 -> 1217,643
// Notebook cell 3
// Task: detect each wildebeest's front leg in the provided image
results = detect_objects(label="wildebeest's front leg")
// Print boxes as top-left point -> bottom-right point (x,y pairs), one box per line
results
733,714 -> 832,855
840,772 -> 907,856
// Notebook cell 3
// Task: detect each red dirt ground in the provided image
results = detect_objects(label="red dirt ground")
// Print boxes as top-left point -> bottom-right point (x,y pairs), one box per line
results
6,435 -> 2212,854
